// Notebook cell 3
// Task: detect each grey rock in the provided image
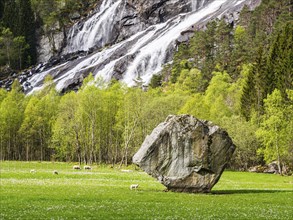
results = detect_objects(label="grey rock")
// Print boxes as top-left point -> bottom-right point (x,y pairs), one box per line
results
70,12 -> 81,20
263,162 -> 279,174
248,165 -> 264,173
26,0 -> 261,94
37,31 -> 65,63
133,115 -> 235,193
249,161 -> 281,174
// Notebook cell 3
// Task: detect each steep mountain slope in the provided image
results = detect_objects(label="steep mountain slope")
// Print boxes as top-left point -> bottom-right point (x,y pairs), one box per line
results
24,0 -> 260,93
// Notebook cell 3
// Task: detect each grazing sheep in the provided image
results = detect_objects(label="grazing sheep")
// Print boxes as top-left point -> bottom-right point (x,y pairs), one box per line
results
53,170 -> 58,175
73,165 -> 81,170
84,165 -> 92,170
121,169 -> 133,173
30,169 -> 36,174
130,184 -> 139,190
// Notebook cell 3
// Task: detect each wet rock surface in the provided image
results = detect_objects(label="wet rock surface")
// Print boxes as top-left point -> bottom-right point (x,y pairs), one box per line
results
1,0 -> 262,93
133,115 -> 236,193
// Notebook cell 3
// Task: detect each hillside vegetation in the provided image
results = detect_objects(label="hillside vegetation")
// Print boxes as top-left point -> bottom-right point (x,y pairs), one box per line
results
0,0 -> 292,172
0,0 -> 96,76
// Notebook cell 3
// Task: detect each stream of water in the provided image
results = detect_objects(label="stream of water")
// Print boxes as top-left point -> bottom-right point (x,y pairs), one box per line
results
28,0 -> 247,94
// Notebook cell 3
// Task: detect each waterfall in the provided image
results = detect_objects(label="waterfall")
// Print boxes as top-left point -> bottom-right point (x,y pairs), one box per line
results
191,0 -> 198,11
28,0 -> 248,94
63,0 -> 123,54
191,0 -> 208,11
122,0 -> 223,86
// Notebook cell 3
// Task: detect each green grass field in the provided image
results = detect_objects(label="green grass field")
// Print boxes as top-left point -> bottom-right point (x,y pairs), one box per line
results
0,161 -> 292,220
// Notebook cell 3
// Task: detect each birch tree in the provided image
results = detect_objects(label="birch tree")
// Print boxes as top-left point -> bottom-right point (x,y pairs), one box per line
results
256,89 -> 293,174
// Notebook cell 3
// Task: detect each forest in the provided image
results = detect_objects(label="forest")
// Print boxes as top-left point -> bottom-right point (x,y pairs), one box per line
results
0,0 -> 96,75
0,0 -> 292,173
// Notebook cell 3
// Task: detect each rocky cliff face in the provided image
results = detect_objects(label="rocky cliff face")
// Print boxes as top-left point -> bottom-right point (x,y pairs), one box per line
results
117,0 -> 210,42
133,115 -> 235,193
62,0 -> 207,55
0,0 -> 261,93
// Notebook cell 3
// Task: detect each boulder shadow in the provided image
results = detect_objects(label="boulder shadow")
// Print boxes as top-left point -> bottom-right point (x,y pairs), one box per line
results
211,189 -> 293,195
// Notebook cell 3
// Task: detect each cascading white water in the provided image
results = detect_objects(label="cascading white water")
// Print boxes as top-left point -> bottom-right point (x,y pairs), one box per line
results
28,0 -> 248,94
122,0 -> 224,86
63,0 -> 123,54
191,0 -> 208,11
191,0 -> 198,11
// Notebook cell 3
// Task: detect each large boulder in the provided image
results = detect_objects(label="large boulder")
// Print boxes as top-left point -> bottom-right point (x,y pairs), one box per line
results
133,115 -> 235,193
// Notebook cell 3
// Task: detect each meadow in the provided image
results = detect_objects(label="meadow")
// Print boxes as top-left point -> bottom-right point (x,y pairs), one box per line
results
0,161 -> 292,220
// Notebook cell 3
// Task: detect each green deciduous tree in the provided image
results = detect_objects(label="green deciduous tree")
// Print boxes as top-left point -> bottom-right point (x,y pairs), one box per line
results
13,36 -> 29,70
0,28 -> 13,66
20,76 -> 60,161
175,68 -> 206,94
256,89 -> 293,174
0,80 -> 25,160
52,91 -> 82,162
204,71 -> 236,121
221,115 -> 260,170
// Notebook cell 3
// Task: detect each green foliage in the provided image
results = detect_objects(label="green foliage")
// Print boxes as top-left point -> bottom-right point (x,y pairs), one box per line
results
1,162 -> 293,219
170,57 -> 192,83
256,89 -> 293,173
174,68 -> 206,94
2,0 -> 18,35
12,36 -> 29,69
165,1 -> 293,162
18,0 -> 37,65
30,0 -> 96,34
149,74 -> 162,88
20,80 -> 60,161
0,89 -> 7,104
214,20 -> 233,72
0,80 -> 25,160
240,52 -> 264,121
230,26 -> 251,75
0,28 -> 31,69
266,21 -> 293,98
0,28 -> 13,66
221,116 -> 260,170
180,70 -> 242,123
0,0 -> 36,69
0,0 -> 292,172
52,91 -> 81,161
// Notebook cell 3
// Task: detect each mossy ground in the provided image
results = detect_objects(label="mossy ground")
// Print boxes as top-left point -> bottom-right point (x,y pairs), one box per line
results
0,161 -> 292,219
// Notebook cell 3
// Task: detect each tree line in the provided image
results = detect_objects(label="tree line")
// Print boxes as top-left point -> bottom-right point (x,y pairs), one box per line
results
0,0 -> 292,173
0,67 -> 292,173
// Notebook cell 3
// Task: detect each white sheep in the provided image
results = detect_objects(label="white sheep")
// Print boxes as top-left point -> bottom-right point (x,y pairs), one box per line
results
30,169 -> 36,174
84,165 -> 92,170
53,170 -> 58,175
121,169 -> 133,173
73,165 -> 81,170
130,184 -> 139,190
